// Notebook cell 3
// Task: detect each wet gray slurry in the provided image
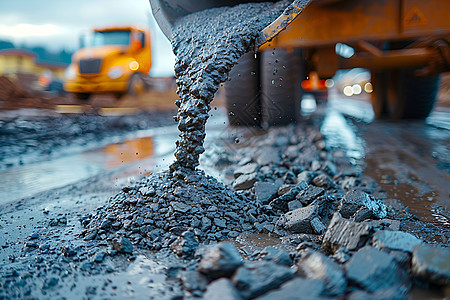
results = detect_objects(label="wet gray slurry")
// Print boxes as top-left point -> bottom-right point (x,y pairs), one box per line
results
169,1 -> 292,173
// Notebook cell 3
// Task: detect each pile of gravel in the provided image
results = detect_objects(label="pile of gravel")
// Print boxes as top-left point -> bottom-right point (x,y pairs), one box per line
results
80,170 -> 268,257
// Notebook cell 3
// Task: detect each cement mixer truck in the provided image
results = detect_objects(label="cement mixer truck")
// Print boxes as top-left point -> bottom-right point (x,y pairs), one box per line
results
150,0 -> 450,125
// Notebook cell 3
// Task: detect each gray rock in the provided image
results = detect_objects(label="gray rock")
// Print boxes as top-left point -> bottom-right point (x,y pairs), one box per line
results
287,200 -> 302,211
254,182 -> 279,205
297,251 -> 347,295
138,186 -> 155,196
198,242 -> 243,279
338,190 -> 387,219
203,278 -> 243,300
310,217 -> 327,235
255,277 -> 325,300
256,151 -> 280,166
214,218 -> 227,228
322,161 -> 338,177
351,207 -> 374,222
366,219 -> 400,231
171,201 -> 190,213
312,174 -> 335,189
257,246 -> 292,266
372,230 -> 422,253
232,260 -> 295,299
270,181 -> 308,211
201,217 -> 212,231
348,285 -> 410,300
311,160 -> 321,171
296,185 -> 325,206
171,230 -> 199,259
234,163 -> 259,178
111,237 -> 133,254
345,246 -> 410,292
181,270 -> 209,292
278,205 -> 319,233
295,171 -> 313,184
233,173 -> 258,190
93,251 -> 106,263
322,212 -> 373,253
411,244 -> 450,286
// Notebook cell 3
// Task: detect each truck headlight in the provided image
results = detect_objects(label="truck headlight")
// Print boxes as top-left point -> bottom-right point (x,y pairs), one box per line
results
64,65 -> 76,80
107,66 -> 124,79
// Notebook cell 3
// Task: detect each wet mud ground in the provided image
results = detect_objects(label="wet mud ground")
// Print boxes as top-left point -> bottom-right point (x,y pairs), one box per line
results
0,94 -> 449,299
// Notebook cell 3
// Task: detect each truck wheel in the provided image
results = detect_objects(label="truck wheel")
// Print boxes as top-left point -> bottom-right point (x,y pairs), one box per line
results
371,69 -> 439,119
74,93 -> 91,101
127,73 -> 148,96
223,52 -> 261,127
260,48 -> 303,126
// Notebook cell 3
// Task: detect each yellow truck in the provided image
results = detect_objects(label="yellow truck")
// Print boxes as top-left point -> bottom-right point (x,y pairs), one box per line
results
150,0 -> 450,125
64,25 -> 151,100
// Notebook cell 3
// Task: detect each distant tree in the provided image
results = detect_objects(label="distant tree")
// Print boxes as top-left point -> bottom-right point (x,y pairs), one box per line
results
0,40 -> 15,50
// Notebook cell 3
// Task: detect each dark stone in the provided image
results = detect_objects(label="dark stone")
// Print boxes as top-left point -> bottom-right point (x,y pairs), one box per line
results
338,190 -> 387,219
365,219 -> 400,231
296,185 -> 325,206
255,277 -> 325,300
411,244 -> 450,286
287,200 -> 302,211
29,232 -> 40,240
270,181 -> 308,211
232,173 -> 258,190
297,251 -> 347,295
171,230 -> 199,259
180,270 -> 209,292
61,246 -> 77,257
277,205 -> 319,233
198,242 -> 243,279
171,201 -> 190,213
138,186 -> 155,196
94,252 -> 106,263
214,218 -> 227,228
100,219 -> 113,230
232,260 -> 295,299
322,212 -> 373,253
254,182 -> 279,205
202,278 -> 243,300
111,236 -> 133,254
345,246 -> 410,292
351,207 -> 374,222
312,174 -> 335,189
310,217 -> 327,235
257,246 -> 292,266
372,230 -> 422,253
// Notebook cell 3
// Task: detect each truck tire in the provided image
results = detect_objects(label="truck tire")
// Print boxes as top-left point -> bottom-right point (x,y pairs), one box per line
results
223,52 -> 261,127
260,48 -> 303,126
371,69 -> 439,120
127,73 -> 148,97
74,93 -> 91,101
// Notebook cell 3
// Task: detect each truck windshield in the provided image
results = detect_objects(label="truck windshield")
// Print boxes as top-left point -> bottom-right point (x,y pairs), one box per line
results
92,30 -> 130,46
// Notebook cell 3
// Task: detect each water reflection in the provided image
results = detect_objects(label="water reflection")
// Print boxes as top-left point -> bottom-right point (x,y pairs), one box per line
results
320,110 -> 365,162
0,136 -> 156,205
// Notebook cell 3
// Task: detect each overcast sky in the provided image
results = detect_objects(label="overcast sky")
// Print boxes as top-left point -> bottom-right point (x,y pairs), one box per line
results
0,0 -> 175,76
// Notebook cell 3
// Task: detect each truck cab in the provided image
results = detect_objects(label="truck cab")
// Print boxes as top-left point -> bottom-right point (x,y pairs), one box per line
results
64,25 -> 151,100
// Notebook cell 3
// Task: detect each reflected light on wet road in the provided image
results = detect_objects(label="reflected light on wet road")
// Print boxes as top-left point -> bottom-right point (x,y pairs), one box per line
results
0,132 -> 172,206
320,109 -> 365,162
